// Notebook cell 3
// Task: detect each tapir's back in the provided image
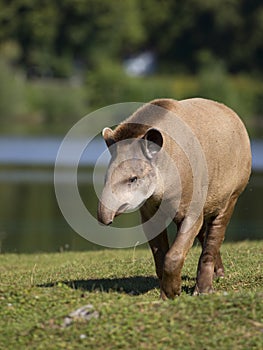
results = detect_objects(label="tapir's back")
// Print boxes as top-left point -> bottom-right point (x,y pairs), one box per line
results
153,98 -> 251,209
114,97 -> 251,213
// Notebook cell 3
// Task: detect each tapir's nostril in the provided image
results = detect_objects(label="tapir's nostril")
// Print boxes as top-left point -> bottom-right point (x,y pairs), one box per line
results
98,220 -> 112,226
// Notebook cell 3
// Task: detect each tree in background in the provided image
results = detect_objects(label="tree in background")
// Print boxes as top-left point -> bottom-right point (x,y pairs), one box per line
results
0,0 -> 262,135
0,0 -> 262,77
0,0 -> 145,77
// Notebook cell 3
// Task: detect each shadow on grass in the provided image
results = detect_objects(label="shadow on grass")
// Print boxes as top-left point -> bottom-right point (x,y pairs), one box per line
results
38,275 -> 195,296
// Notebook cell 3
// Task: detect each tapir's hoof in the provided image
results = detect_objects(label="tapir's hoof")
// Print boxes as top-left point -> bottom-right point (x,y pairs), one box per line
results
160,284 -> 181,300
193,285 -> 214,296
213,268 -> 225,279
160,290 -> 168,300
160,290 -> 180,300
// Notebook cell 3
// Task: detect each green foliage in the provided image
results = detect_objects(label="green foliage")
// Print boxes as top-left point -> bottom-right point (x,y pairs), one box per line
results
0,242 -> 262,349
0,0 -> 262,135
0,0 -> 145,77
0,60 -> 89,134
0,0 -> 262,76
87,59 -> 262,137
196,53 -> 260,122
0,57 -> 261,135
26,80 -> 88,133
87,61 -> 174,108
139,0 -> 263,74
0,59 -> 26,124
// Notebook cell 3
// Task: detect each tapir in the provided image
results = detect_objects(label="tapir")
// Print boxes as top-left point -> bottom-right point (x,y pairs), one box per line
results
97,98 -> 251,299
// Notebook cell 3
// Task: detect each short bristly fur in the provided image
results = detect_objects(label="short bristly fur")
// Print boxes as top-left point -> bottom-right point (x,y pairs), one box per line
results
98,98 -> 251,299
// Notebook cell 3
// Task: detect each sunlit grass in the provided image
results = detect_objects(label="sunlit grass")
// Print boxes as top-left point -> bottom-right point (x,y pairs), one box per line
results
0,241 -> 262,349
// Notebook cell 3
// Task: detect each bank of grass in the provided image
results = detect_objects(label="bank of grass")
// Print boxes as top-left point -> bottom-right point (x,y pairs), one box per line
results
0,241 -> 262,349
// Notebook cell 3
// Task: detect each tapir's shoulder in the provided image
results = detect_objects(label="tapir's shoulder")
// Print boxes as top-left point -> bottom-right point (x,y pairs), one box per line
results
113,99 -> 179,141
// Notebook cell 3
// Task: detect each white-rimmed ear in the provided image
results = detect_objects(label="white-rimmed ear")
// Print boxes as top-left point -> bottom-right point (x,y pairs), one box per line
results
102,127 -> 115,148
142,128 -> 163,159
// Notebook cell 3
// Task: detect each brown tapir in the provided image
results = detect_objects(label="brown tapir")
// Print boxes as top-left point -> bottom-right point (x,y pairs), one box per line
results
97,98 -> 251,299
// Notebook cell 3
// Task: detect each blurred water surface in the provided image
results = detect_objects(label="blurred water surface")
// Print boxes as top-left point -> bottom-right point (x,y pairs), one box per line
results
0,137 -> 262,253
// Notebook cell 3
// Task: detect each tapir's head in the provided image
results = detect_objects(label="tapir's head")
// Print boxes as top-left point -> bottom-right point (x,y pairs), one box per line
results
97,126 -> 163,225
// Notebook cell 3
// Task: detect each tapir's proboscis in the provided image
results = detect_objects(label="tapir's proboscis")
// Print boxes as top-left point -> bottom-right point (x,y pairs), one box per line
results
97,98 -> 251,299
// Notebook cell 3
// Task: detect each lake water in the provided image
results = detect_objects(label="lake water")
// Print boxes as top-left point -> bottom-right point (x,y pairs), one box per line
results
0,138 -> 262,253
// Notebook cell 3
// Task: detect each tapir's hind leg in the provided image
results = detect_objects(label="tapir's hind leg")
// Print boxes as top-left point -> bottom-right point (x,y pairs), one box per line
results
194,195 -> 238,295
197,222 -> 225,279
214,250 -> 225,278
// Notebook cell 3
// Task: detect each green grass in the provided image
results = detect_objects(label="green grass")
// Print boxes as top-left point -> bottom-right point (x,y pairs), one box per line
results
0,241 -> 262,349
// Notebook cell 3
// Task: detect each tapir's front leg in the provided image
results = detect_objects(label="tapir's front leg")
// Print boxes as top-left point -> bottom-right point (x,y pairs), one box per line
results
161,215 -> 204,299
140,205 -> 169,282
148,230 -> 169,281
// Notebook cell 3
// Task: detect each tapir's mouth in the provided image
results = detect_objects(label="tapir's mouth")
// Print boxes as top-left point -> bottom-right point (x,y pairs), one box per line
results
116,203 -> 129,217
97,202 -> 129,226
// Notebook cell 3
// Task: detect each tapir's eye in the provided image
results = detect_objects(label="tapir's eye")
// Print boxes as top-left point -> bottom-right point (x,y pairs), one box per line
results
129,176 -> 137,183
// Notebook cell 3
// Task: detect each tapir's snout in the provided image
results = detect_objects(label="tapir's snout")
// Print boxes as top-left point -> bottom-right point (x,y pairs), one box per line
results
97,201 -> 114,226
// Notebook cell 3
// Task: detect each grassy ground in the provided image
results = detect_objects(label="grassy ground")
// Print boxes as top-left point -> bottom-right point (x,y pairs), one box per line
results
0,241 -> 262,349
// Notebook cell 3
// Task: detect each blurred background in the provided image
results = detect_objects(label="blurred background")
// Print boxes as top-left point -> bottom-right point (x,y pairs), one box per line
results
0,0 -> 262,253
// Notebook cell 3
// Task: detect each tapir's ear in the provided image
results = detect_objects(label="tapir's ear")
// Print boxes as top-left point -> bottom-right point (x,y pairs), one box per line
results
142,128 -> 163,159
102,127 -> 115,149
